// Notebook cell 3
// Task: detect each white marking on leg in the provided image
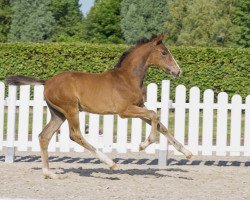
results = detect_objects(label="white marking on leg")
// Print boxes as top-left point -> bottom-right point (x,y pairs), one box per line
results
42,168 -> 60,179
95,150 -> 115,168
139,140 -> 150,151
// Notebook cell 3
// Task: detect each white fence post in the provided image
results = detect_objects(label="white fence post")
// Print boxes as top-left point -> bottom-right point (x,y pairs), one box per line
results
0,82 -> 5,151
131,118 -> 142,152
88,114 -> 99,148
202,89 -> 214,155
230,95 -> 242,156
5,85 -> 17,163
59,121 -> 70,152
158,80 -> 170,165
174,85 -> 186,155
216,92 -> 228,156
17,85 -> 30,151
32,85 -> 44,151
188,87 -> 200,155
244,96 -> 250,156
145,83 -> 158,154
103,115 -> 114,153
116,116 -> 128,153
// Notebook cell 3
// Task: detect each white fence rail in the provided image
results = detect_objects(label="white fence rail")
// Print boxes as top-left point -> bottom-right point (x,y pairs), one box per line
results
0,80 -> 249,164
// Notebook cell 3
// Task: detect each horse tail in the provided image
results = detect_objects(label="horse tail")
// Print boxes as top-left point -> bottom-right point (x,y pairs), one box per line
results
6,75 -> 46,85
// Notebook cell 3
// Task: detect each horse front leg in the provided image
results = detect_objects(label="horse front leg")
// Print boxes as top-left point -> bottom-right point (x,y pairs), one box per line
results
139,114 -> 158,151
140,117 -> 193,159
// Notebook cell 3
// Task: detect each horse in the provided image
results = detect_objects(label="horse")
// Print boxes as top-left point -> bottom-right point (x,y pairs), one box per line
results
7,34 -> 192,179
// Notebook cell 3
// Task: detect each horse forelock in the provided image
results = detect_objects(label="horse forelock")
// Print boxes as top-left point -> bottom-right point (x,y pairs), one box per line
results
135,34 -> 158,46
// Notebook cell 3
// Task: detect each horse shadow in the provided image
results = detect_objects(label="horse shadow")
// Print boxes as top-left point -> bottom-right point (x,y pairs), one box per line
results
58,167 -> 192,180
30,166 -> 191,180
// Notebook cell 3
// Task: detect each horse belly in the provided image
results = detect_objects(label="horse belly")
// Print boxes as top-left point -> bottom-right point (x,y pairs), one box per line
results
79,101 -> 116,114
78,93 -> 116,114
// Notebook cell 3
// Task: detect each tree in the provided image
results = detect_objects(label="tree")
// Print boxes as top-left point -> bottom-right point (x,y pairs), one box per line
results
233,0 -> 250,47
84,0 -> 123,43
9,0 -> 55,42
0,0 -> 11,42
165,0 -> 241,47
121,0 -> 168,43
49,0 -> 84,42
163,0 -> 190,45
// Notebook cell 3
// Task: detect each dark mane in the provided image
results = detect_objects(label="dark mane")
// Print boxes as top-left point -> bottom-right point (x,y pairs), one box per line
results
114,34 -> 158,68
135,34 -> 158,46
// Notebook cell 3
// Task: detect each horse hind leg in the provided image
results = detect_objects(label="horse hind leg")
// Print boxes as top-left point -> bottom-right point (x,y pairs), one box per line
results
39,104 -> 65,179
65,108 -> 117,170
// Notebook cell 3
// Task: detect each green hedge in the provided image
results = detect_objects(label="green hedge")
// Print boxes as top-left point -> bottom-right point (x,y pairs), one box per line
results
0,42 -> 249,101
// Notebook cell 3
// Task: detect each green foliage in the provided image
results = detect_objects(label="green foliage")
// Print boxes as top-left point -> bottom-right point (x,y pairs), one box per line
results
233,0 -> 250,47
165,0 -> 241,47
147,46 -> 250,100
49,0 -> 84,42
0,43 -> 249,100
0,0 -> 248,47
84,0 -> 123,44
0,0 -> 11,42
121,0 -> 168,43
9,0 -> 55,42
162,0 -> 188,45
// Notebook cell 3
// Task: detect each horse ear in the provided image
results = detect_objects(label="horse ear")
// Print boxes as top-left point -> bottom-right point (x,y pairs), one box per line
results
152,33 -> 165,46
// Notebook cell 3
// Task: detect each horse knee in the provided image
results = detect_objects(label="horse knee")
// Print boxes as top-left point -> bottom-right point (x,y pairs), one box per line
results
148,110 -> 158,122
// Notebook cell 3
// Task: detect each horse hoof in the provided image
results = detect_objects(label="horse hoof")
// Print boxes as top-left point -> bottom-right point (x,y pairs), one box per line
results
44,172 -> 63,179
139,144 -> 145,151
110,164 -> 118,170
186,153 -> 193,160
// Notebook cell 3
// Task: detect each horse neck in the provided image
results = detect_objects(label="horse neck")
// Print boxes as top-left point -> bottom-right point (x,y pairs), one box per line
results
117,46 -> 151,88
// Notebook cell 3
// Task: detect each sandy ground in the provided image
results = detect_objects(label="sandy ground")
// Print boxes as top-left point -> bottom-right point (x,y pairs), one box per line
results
0,150 -> 250,200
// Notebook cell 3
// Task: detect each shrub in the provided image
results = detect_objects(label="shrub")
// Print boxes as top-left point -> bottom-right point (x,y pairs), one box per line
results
0,42 -> 249,100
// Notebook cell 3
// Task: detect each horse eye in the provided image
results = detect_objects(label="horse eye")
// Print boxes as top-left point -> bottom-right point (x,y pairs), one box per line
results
162,51 -> 168,56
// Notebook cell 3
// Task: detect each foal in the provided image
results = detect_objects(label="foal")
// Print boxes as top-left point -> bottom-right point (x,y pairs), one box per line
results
7,34 -> 192,179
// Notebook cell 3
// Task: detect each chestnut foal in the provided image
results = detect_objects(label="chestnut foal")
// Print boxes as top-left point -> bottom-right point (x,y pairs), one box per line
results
7,34 -> 192,179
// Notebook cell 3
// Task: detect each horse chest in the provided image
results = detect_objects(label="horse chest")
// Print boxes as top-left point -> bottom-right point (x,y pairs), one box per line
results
129,88 -> 145,106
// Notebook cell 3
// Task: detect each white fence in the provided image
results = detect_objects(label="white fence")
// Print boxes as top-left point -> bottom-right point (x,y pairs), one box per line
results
0,80 -> 249,164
